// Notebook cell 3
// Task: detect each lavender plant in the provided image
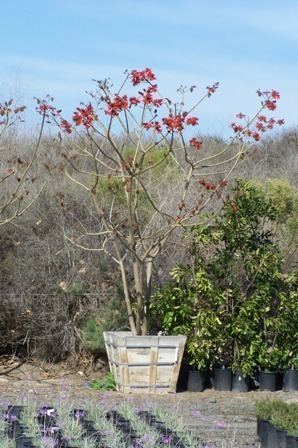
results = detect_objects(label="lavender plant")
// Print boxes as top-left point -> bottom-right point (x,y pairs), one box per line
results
56,401 -> 85,446
87,402 -> 126,448
20,400 -> 41,441
118,401 -> 160,447
153,405 -> 201,448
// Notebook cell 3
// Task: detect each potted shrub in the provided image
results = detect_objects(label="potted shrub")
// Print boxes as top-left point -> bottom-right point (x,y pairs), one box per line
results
278,271 -> 298,392
283,354 -> 298,392
151,264 -> 220,392
189,181 -> 285,393
255,400 -> 298,448
258,346 -> 286,391
47,68 -> 283,393
230,306 -> 262,392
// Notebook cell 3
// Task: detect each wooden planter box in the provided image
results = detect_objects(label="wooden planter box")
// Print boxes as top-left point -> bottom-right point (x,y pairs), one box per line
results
103,331 -> 186,394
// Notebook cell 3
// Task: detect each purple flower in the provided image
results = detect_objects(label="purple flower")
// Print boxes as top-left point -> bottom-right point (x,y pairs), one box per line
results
191,409 -> 201,417
74,409 -> 87,420
214,421 -> 226,429
4,413 -> 18,422
161,434 -> 173,444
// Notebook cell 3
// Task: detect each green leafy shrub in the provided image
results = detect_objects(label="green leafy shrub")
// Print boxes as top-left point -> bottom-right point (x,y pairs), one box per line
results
255,399 -> 298,435
250,178 -> 298,267
151,180 -> 298,375
90,372 -> 116,390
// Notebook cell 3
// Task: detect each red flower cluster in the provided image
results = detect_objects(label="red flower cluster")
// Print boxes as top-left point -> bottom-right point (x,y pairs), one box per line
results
271,90 -> 280,100
105,95 -> 128,117
231,89 -> 284,142
198,179 -> 217,190
220,179 -> 228,188
231,123 -> 244,133
140,85 -> 163,107
130,68 -> 156,85
252,131 -> 260,141
35,96 -> 60,117
143,121 -> 162,133
162,113 -> 187,132
129,96 -> 140,107
186,116 -> 199,126
162,112 -> 199,133
198,178 -> 228,191
60,119 -> 72,134
73,104 -> 97,128
256,89 -> 281,111
265,100 -> 277,111
189,137 -> 203,150
206,82 -> 219,97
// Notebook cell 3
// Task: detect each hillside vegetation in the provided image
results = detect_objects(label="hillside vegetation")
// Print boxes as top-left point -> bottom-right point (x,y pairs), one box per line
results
0,128 -> 297,362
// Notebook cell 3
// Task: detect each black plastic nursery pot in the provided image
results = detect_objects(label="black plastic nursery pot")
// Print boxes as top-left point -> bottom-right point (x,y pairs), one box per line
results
258,420 -> 275,448
285,434 -> 298,448
259,370 -> 281,391
275,428 -> 287,448
283,368 -> 298,392
177,361 -> 190,391
213,365 -> 232,391
257,419 -> 269,447
232,371 -> 251,392
187,369 -> 208,392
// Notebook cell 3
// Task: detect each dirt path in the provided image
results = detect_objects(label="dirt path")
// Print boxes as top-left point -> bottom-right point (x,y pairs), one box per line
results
0,360 -> 297,447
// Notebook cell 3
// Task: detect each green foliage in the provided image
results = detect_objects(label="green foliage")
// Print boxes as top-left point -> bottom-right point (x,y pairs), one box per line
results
250,178 -> 298,265
81,293 -> 127,353
151,265 -> 225,369
90,372 -> 116,391
151,180 -> 298,375
255,400 -> 298,435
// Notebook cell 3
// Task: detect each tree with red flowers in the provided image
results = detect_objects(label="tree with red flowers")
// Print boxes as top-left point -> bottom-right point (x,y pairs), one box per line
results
0,99 -> 48,226
49,68 -> 284,335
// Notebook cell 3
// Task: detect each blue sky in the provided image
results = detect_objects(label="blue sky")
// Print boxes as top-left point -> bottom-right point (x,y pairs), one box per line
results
1,0 -> 297,134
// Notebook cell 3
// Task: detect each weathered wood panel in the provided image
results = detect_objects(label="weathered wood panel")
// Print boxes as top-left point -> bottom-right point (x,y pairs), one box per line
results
103,331 -> 186,394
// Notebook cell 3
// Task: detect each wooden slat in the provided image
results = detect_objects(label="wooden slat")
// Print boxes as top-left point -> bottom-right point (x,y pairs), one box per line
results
103,331 -> 186,394
149,345 -> 158,393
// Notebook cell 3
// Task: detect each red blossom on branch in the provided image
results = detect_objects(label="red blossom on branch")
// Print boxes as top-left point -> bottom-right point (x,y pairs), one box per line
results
142,121 -> 162,133
264,100 -> 277,111
198,179 -> 217,190
206,82 -> 219,97
189,137 -> 203,150
186,116 -> 199,126
35,96 -> 60,117
73,103 -> 97,128
162,112 -> 187,132
129,96 -> 140,107
236,112 -> 246,119
105,94 -> 128,116
60,119 -> 72,134
231,123 -> 244,133
130,68 -> 156,85
140,85 -> 163,107
252,131 -> 260,141
219,179 -> 228,188
162,113 -> 199,132
255,122 -> 266,132
271,90 -> 280,100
